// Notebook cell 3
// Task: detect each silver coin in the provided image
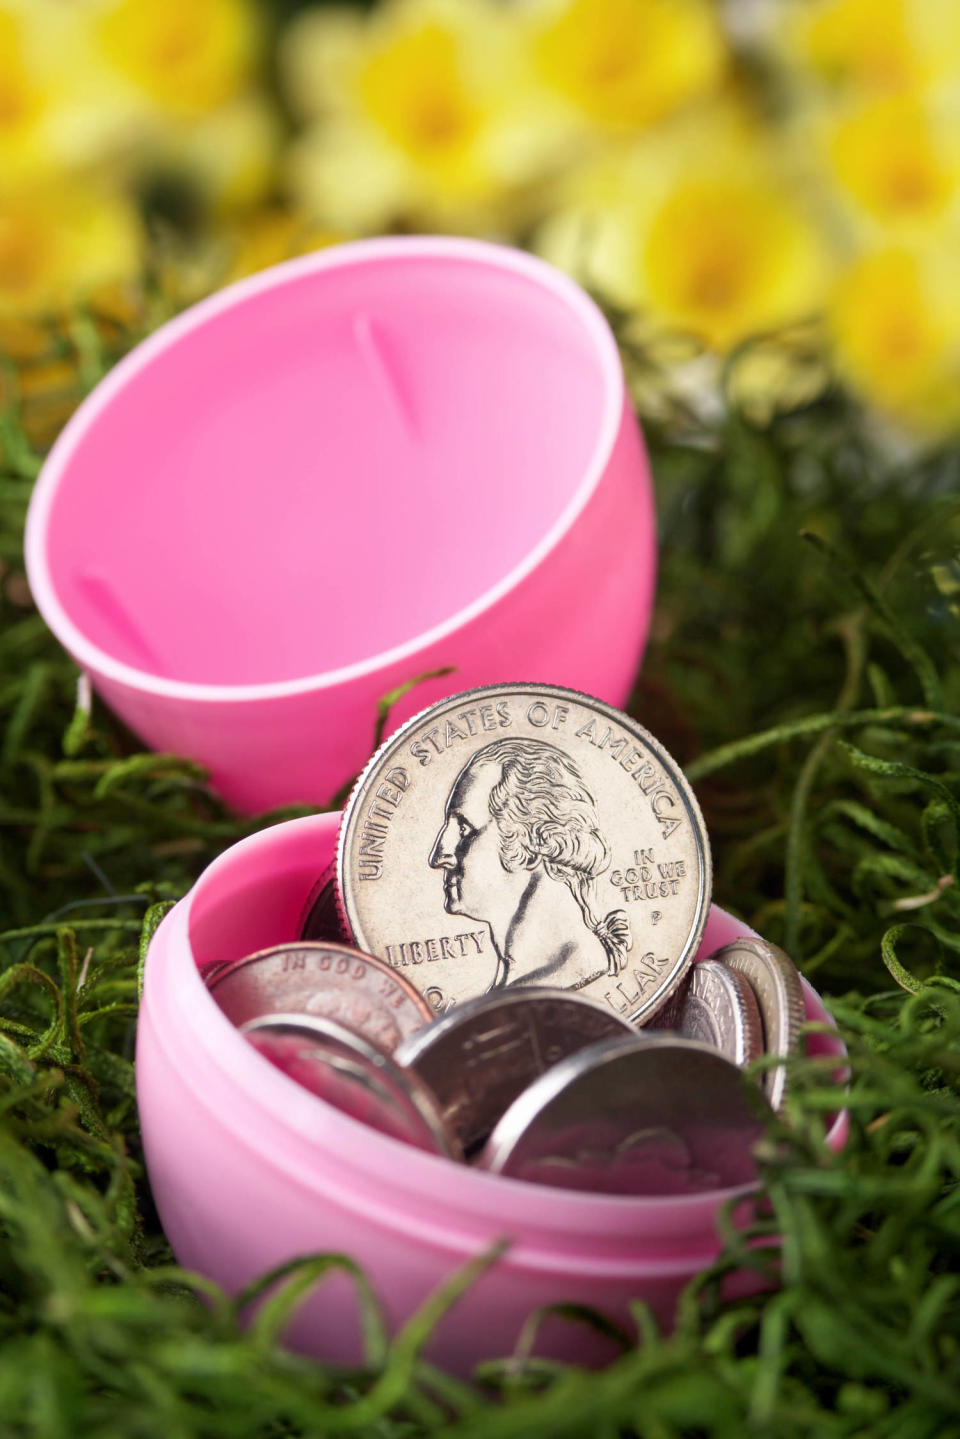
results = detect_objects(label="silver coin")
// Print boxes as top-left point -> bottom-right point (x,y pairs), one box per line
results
337,683 -> 711,1024
712,938 -> 806,1112
479,1033 -> 770,1195
242,1012 -> 460,1158
298,863 -> 347,942
207,942 -> 434,1053
394,988 -> 635,1156
675,960 -> 764,1067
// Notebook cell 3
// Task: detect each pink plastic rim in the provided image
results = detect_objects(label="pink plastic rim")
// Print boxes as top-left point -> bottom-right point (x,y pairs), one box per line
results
146,813 -> 848,1231
25,236 -> 625,703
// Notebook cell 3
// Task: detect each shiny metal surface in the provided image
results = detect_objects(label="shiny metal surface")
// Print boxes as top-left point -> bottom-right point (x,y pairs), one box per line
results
676,960 -> 765,1067
242,1012 -> 460,1158
713,937 -> 806,1111
479,1033 -> 770,1195
338,683 -> 711,1024
298,863 -> 346,942
395,988 -> 634,1155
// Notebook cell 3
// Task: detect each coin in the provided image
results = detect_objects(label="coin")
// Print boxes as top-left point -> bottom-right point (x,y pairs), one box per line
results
298,864 -> 347,943
337,683 -> 711,1024
712,938 -> 806,1112
207,942 -> 434,1053
197,960 -> 231,983
242,1012 -> 460,1158
674,960 -> 764,1067
479,1033 -> 770,1195
394,988 -> 635,1156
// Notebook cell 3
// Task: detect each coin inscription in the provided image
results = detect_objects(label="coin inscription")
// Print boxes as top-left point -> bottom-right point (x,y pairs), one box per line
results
338,684 -> 711,1022
207,942 -> 434,1053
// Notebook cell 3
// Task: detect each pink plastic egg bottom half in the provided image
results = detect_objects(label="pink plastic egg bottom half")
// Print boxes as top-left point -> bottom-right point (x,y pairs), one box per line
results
26,239 -> 656,813
138,813 -> 849,1375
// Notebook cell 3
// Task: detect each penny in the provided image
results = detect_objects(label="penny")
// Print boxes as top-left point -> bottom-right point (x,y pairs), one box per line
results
337,683 -> 711,1024
479,1033 -> 770,1195
394,988 -> 635,1156
242,1012 -> 460,1158
675,960 -> 764,1068
712,937 -> 806,1112
207,942 -> 434,1053
298,864 -> 347,943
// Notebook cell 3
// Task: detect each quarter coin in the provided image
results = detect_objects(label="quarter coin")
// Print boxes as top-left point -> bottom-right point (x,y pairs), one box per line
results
675,960 -> 764,1067
394,988 -> 635,1156
479,1033 -> 770,1195
242,1012 -> 460,1158
712,938 -> 806,1111
338,683 -> 711,1024
207,941 -> 434,1053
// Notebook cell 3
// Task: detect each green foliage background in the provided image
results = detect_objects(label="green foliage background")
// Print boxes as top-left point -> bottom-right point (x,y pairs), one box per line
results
0,323 -> 958,1435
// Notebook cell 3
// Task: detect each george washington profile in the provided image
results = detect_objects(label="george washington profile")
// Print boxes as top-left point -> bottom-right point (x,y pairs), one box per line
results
428,737 -> 632,990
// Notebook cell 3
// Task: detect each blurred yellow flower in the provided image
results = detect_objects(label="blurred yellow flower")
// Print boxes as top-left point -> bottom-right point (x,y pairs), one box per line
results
282,0 -> 565,232
825,92 -> 960,228
528,0 -> 727,133
0,1 -> 110,184
96,0 -> 258,117
642,175 -> 828,350
829,246 -> 960,431
0,7 -> 43,144
152,93 -> 281,212
783,0 -> 960,96
537,115 -> 831,352
0,185 -> 142,318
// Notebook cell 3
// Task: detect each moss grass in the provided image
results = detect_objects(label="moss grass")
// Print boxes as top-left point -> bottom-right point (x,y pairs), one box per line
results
0,318 -> 958,1437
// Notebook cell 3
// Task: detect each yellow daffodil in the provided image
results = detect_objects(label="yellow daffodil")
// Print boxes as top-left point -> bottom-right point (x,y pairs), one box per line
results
0,185 -> 142,319
537,113 -> 832,352
95,0 -> 258,117
0,6 -> 44,152
782,0 -> 960,96
282,0 -> 567,232
824,92 -> 960,230
829,246 -> 960,432
527,0 -> 728,134
642,175 -> 828,351
0,1 -> 115,184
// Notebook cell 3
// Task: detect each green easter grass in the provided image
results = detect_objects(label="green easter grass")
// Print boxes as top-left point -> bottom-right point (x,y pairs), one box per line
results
0,319 -> 958,1438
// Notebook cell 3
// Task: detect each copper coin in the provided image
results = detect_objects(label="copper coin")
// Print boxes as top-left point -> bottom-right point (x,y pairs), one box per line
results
242,1012 -> 460,1158
713,938 -> 806,1111
207,941 -> 433,1053
395,988 -> 635,1156
479,1033 -> 770,1195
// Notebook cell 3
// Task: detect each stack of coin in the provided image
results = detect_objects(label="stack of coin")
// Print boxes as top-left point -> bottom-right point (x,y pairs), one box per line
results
202,684 -> 808,1196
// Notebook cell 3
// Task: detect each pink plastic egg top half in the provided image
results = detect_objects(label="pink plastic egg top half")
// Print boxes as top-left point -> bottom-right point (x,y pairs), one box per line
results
26,237 -> 648,691
25,238 -> 656,812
